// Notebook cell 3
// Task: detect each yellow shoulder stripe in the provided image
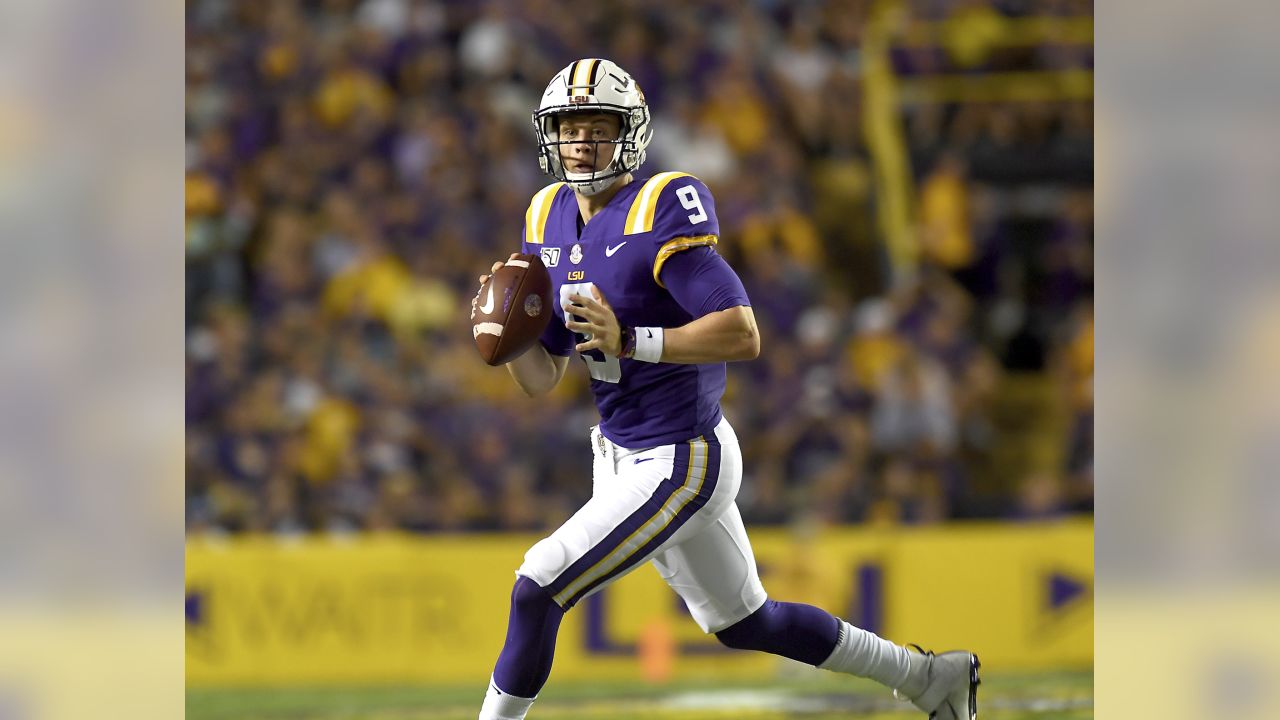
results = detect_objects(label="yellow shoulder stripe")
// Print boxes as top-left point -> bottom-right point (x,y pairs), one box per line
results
652,234 -> 719,288
624,171 -> 694,236
524,182 -> 565,245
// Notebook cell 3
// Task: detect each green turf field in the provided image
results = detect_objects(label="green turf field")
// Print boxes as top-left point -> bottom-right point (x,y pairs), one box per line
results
187,669 -> 1092,719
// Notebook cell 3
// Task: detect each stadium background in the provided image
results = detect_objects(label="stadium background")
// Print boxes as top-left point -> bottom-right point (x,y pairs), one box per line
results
185,0 -> 1093,716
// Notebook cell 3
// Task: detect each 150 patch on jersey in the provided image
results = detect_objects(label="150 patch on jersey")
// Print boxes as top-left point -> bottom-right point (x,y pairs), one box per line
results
540,247 -> 561,268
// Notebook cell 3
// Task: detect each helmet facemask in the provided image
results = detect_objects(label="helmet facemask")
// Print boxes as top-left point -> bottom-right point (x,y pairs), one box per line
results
534,109 -> 646,196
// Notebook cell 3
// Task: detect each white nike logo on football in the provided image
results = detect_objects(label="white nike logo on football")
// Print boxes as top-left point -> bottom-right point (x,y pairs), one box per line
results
605,242 -> 628,257
478,284 -> 495,314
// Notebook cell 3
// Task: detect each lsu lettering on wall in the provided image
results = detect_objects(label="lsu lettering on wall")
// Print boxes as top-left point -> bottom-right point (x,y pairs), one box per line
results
187,520 -> 1092,685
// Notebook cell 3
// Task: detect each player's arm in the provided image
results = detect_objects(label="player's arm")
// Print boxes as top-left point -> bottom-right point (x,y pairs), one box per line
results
566,246 -> 760,364
505,343 -> 570,397
566,289 -> 759,363
657,304 -> 760,363
477,254 -> 570,397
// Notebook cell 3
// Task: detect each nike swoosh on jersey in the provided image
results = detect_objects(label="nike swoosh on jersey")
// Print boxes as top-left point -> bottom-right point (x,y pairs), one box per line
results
605,241 -> 628,257
633,457 -> 655,464
478,284 -> 495,313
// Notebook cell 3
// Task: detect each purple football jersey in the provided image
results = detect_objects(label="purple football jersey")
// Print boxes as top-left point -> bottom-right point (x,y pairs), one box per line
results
520,172 -> 741,448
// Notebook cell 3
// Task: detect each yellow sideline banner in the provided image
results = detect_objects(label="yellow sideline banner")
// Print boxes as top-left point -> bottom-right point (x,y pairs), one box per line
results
186,519 -> 1092,686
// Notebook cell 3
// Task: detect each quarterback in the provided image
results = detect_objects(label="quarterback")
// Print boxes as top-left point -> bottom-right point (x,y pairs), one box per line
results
475,59 -> 979,720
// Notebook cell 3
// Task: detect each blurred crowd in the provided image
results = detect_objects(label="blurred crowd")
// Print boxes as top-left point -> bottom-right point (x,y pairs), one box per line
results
185,0 -> 1093,535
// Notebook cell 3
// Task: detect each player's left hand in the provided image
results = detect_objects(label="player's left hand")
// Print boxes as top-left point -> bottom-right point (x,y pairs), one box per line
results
565,286 -> 622,356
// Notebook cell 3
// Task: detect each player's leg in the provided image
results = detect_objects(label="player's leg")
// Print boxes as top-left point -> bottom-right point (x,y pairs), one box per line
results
654,504 -> 978,718
478,575 -> 564,720
646,418 -> 845,664
649,501 -> 867,670
480,427 -> 727,720
479,426 -> 618,720
651,419 -> 980,718
651,502 -> 832,660
534,430 -> 736,611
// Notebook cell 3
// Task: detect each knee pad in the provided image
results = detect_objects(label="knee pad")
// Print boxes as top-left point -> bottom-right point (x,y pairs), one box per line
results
518,537 -> 569,587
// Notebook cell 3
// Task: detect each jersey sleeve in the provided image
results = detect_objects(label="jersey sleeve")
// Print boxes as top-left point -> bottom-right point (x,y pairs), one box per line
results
659,245 -> 751,317
634,175 -> 722,288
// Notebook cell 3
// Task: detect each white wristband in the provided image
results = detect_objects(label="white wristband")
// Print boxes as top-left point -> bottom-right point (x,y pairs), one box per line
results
633,326 -> 664,363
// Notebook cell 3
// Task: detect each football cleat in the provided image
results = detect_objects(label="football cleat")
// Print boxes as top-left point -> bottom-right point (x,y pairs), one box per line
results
895,645 -> 981,719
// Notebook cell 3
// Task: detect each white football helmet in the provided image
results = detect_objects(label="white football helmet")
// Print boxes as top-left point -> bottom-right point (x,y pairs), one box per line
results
533,58 -> 652,196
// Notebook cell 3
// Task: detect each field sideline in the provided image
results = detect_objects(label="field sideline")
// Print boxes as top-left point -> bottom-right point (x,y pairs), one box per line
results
187,669 -> 1092,720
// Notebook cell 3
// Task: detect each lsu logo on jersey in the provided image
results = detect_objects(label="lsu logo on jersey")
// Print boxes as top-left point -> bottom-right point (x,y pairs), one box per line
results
567,270 -> 585,281
540,247 -> 561,268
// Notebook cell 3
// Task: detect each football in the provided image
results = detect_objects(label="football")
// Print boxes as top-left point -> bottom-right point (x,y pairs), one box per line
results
471,253 -> 554,366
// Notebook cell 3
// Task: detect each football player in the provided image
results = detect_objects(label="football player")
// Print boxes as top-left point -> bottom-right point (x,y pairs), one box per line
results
475,58 -> 979,720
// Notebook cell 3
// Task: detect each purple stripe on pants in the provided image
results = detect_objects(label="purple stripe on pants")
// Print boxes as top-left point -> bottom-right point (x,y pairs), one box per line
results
562,435 -> 722,608
545,440 -> 694,603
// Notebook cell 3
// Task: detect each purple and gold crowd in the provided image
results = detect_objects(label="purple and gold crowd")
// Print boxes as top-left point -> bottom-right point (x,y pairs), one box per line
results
186,0 -> 1093,534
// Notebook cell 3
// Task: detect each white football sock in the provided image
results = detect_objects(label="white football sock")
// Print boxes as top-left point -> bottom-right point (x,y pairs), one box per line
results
478,676 -> 536,720
817,620 -> 919,694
